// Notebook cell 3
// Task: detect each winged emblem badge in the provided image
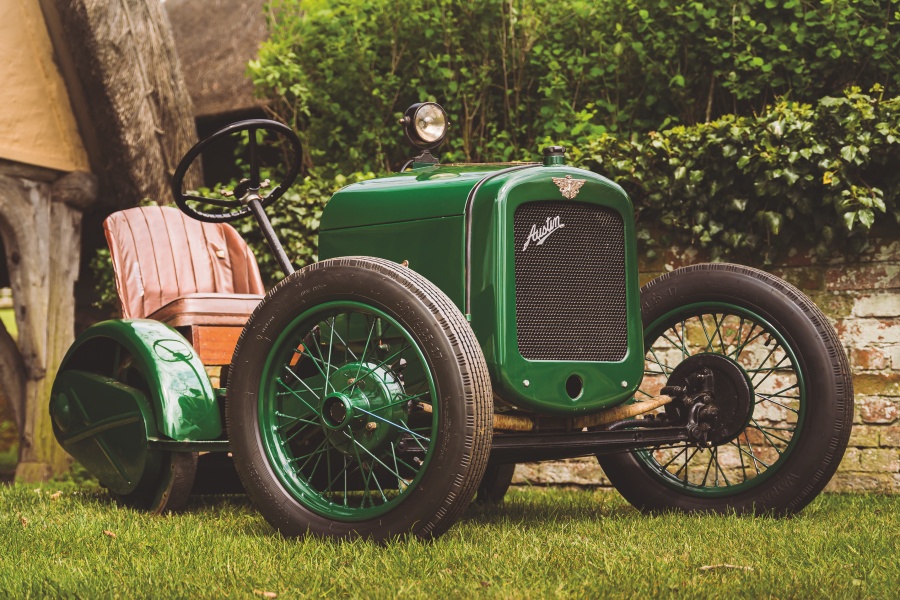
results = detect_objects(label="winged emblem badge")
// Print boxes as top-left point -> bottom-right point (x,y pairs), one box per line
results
551,175 -> 586,199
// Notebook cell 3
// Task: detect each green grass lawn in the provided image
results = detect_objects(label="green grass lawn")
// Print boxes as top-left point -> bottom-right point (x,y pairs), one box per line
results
1,483 -> 897,599
0,307 -> 16,338
0,446 -> 16,476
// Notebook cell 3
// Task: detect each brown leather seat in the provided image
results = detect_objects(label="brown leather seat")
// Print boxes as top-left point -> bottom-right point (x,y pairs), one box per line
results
104,206 -> 265,326
147,293 -> 265,327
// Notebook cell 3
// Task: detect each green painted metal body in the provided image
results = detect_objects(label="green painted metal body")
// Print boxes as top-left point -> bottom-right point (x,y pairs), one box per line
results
52,319 -> 222,442
51,370 -> 157,494
321,215 -> 465,307
319,165 -> 512,315
320,163 -> 644,416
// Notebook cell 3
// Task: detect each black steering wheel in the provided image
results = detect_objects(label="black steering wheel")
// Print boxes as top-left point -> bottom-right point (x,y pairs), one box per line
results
171,119 -> 302,223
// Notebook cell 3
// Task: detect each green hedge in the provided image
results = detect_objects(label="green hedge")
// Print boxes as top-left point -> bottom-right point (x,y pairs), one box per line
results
236,88 -> 900,281
576,87 -> 899,261
251,0 -> 899,175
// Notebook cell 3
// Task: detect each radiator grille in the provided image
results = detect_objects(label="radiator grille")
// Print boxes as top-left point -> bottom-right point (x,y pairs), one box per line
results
513,201 -> 628,361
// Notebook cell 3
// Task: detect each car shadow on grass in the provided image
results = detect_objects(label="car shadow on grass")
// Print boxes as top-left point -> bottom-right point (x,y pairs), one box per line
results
458,485 -> 827,533
459,485 -> 639,529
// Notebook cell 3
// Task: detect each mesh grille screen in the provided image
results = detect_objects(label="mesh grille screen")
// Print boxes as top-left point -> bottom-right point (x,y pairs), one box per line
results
514,201 -> 627,361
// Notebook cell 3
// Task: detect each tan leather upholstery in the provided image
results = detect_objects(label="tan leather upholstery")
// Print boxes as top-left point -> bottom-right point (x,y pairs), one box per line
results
148,294 -> 265,327
104,206 -> 265,324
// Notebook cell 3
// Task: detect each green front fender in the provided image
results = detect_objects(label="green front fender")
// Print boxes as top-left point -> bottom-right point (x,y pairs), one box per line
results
55,319 -> 222,441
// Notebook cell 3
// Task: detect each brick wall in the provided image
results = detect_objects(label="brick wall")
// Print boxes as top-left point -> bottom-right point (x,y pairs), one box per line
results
515,237 -> 900,494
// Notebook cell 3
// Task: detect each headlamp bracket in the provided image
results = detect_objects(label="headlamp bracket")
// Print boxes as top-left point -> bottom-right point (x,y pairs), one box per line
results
411,149 -> 439,167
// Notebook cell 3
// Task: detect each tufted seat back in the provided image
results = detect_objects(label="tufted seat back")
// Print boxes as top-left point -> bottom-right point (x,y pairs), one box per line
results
104,206 -> 265,322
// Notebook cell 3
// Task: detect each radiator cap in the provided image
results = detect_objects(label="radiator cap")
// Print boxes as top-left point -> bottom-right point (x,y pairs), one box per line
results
542,146 -> 567,166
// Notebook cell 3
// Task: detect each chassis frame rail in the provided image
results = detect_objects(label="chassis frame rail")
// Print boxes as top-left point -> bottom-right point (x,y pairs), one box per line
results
489,425 -> 691,463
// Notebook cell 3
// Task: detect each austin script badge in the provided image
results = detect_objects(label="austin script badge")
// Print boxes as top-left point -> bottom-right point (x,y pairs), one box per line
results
523,215 -> 565,251
551,175 -> 586,199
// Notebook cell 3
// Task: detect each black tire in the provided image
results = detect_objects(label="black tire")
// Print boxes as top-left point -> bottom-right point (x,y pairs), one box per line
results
192,453 -> 246,495
474,463 -> 516,504
227,257 -> 493,540
599,263 -> 853,514
115,451 -> 198,514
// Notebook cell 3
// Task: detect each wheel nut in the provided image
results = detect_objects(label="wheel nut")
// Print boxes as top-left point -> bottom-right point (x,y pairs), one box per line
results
366,422 -> 377,431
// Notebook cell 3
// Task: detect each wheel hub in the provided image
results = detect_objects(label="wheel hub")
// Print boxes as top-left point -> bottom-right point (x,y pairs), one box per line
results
320,362 -> 405,455
663,353 -> 753,446
322,393 -> 354,429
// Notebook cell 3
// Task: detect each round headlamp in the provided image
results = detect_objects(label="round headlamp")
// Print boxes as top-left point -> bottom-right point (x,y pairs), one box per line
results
400,102 -> 448,150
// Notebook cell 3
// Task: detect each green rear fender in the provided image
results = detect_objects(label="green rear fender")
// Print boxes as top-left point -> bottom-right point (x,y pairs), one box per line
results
54,319 -> 222,441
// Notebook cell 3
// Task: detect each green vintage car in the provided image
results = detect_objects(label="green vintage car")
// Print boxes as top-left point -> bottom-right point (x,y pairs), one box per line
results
50,103 -> 853,540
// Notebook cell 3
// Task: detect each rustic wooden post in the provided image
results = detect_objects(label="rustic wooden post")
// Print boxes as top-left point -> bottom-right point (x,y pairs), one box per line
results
0,171 -> 97,481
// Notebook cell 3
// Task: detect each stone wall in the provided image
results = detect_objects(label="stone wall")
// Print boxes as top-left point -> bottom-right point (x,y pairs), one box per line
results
515,237 -> 900,493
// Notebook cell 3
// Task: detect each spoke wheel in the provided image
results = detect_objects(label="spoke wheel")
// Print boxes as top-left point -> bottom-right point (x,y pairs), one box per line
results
259,301 -> 439,520
228,257 -> 492,540
599,264 -> 853,514
637,305 -> 801,495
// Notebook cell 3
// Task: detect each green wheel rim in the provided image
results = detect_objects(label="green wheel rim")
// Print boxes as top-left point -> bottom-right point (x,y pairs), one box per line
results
258,301 -> 438,521
634,302 -> 806,497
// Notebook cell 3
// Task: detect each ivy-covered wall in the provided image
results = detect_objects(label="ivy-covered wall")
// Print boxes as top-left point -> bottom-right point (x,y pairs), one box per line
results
517,238 -> 900,493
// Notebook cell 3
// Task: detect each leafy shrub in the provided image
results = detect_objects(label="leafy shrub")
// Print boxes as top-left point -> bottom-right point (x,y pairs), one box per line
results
91,0 -> 900,305
88,248 -> 119,311
250,0 -> 898,175
577,87 -> 900,262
